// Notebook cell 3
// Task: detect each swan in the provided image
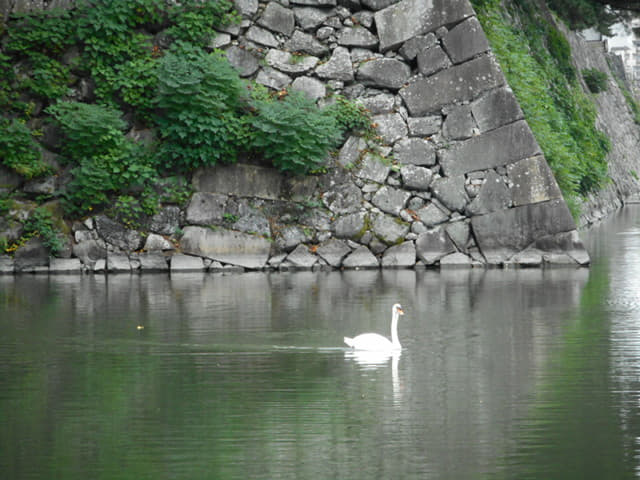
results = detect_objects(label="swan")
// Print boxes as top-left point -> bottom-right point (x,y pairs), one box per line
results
344,303 -> 404,351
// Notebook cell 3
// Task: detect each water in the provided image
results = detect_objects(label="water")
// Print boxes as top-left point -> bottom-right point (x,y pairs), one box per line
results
4,207 -> 640,479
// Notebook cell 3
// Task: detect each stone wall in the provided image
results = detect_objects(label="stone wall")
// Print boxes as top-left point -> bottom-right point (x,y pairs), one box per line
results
0,0 -> 592,274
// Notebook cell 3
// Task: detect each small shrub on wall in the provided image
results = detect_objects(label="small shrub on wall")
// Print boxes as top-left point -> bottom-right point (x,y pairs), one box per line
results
582,68 -> 608,94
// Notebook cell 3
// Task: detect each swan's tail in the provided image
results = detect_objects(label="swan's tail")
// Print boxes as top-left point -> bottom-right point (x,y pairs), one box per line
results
344,336 -> 355,348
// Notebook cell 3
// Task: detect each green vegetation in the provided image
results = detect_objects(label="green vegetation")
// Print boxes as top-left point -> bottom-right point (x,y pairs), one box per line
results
0,0 -> 372,228
472,0 -> 611,213
582,68 -> 609,93
22,206 -> 65,256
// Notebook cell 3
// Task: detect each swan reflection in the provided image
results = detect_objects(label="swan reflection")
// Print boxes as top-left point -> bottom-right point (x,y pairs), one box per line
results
344,350 -> 402,403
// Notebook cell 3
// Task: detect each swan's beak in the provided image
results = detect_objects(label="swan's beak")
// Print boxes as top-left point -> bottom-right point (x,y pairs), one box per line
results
398,307 -> 404,315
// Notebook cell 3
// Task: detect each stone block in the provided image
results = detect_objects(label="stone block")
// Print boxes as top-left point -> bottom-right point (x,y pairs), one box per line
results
358,94 -> 396,114
194,164 -> 284,200
356,58 -> 411,90
275,225 -> 311,252
14,237 -> 49,271
49,257 -> 82,273
290,0 -> 336,5
407,116 -> 442,137
285,244 -> 318,268
470,199 -> 577,262
355,153 -> 391,183
291,76 -> 326,100
362,0 -> 398,10
180,226 -> 271,269
439,120 -> 541,177
139,253 -> 169,272
416,203 -> 449,227
441,16 -> 490,64
442,105 -> 476,141
338,27 -> 378,49
431,176 -> 468,212
266,50 -> 319,76
466,170 -> 511,216
322,182 -> 363,214
0,256 -> 14,274
373,113 -> 408,144
316,238 -> 352,267
342,245 -> 379,269
471,87 -> 523,132
439,252 -> 474,267
417,45 -> 451,76
372,186 -> 412,215
234,0 -> 259,17
94,215 -> 143,251
375,0 -> 473,52
338,135 -> 367,168
149,206 -> 182,236
333,212 -> 367,239
107,254 -> 131,273
255,67 -> 293,90
294,7 -> 332,30
73,239 -> 107,267
285,30 -> 329,56
315,47 -> 354,81
144,233 -> 175,252
507,156 -> 563,207
399,33 -> 437,60
381,240 -> 416,268
400,164 -> 433,190
372,213 -> 410,244
258,2 -> 295,35
246,25 -> 279,47
415,227 -> 456,265
445,221 -> 470,251
170,254 -> 205,272
186,192 -> 227,225
225,46 -> 260,77
400,55 -> 504,116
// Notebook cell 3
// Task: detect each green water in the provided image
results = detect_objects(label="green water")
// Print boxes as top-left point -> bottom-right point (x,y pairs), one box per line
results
3,207 -> 640,479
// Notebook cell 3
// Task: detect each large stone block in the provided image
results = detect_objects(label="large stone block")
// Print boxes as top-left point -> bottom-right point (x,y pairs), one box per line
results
315,46 -> 354,81
258,2 -> 295,35
342,245 -> 379,269
372,213 -> 410,244
393,137 -> 436,166
415,227 -> 456,265
375,0 -> 473,52
471,87 -> 523,132
507,156 -> 563,207
186,192 -> 227,225
439,120 -> 541,177
225,46 -> 260,77
193,164 -> 284,200
416,45 -> 451,76
381,240 -> 416,268
333,211 -> 367,239
338,26 -> 378,48
266,49 -> 319,75
372,186 -> 411,215
470,199 -> 576,263
356,58 -> 412,90
49,258 -> 82,273
180,226 -> 271,269
316,238 -> 352,267
372,113 -> 408,144
466,170 -> 511,216
441,16 -> 490,64
400,55 -> 504,116
431,175 -> 468,212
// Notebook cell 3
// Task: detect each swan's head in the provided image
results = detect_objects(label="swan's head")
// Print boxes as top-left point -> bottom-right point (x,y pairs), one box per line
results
393,303 -> 404,316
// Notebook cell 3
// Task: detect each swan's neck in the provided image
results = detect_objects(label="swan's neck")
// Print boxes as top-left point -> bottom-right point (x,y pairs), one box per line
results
391,311 -> 401,348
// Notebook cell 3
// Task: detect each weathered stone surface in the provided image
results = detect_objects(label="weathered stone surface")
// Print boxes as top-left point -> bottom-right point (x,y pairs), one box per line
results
534,230 -> 590,265
362,0 -> 397,10
445,221 -> 470,251
439,252 -> 474,267
181,226 -> 271,269
400,164 -> 433,190
232,211 -> 271,237
372,213 -> 410,244
342,245 -> 379,269
442,105 -> 475,140
415,228 -> 456,264
507,156 -> 563,207
417,46 -> 451,76
338,27 -> 378,48
246,25 -> 279,47
285,244 -> 317,268
291,75 -> 326,100
381,240 -> 416,267
211,32 -> 232,49
373,113 -> 407,144
431,176 -> 467,212
315,46 -> 354,81
466,170 -> 511,215
286,30 -> 329,56
144,233 -> 174,251
400,55 -> 504,116
255,67 -> 292,90
355,153 -> 390,183
441,16 -> 490,64
24,175 -> 56,195
372,186 -> 411,215
107,254 -> 131,273
0,166 -> 23,194
290,0 -> 336,5
149,206 -> 182,236
186,192 -> 227,225
266,49 -> 319,75
194,164 -> 284,200
258,2 -> 295,35
49,257 -> 82,273
293,7 -> 331,30
234,0 -> 259,17
225,45 -> 260,77
138,253 -> 169,272
407,116 -> 442,137
416,202 -> 449,227
333,211 -> 367,239
322,182 -> 363,214
375,0 -> 473,52
439,120 -> 541,177
73,239 -> 107,267
358,94 -> 395,114
95,215 -> 143,251
316,238 -> 351,266
471,199 -> 577,263
0,256 -> 14,274
338,136 -> 367,168
399,33 -> 437,60
275,225 -> 311,252
356,58 -> 411,90
471,87 -> 523,132
170,254 -> 205,272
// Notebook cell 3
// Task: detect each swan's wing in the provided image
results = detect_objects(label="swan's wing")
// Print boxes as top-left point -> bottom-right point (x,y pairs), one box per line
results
348,333 -> 394,350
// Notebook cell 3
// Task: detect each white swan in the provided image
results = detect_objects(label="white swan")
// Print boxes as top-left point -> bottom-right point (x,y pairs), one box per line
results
344,303 -> 404,351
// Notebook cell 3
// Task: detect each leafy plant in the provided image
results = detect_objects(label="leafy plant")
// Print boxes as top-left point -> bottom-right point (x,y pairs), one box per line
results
166,0 -> 239,44
328,95 -> 375,138
250,91 -> 343,174
6,8 -> 76,56
0,118 -> 49,179
582,68 -> 608,94
22,206 -> 64,256
155,42 -> 248,170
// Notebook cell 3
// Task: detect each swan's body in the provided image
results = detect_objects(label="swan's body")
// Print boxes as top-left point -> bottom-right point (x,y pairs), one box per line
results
344,303 -> 404,351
